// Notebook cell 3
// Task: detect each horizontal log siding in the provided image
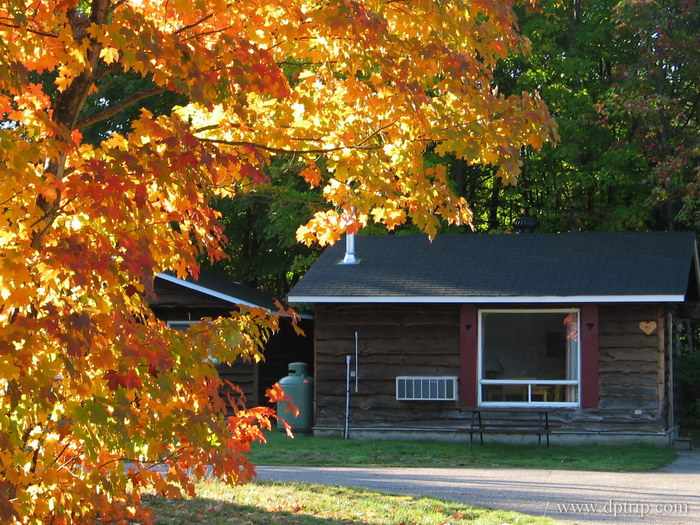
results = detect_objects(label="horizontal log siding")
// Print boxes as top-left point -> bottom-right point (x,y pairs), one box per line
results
315,304 -> 460,427
593,303 -> 665,432
314,303 -> 667,435
217,361 -> 258,409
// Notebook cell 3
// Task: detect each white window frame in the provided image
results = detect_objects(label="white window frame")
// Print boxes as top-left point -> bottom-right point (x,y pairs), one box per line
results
167,319 -> 219,363
396,376 -> 458,401
477,308 -> 581,408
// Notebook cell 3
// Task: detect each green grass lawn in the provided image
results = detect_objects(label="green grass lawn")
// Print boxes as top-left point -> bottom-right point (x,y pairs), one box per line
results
145,480 -> 555,524
249,431 -> 676,471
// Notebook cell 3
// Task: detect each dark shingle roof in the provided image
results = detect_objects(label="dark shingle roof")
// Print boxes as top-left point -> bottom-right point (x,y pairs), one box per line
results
287,232 -> 699,303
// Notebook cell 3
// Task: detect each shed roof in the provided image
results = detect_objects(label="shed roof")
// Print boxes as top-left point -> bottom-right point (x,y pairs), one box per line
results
155,271 -> 280,311
288,232 -> 699,304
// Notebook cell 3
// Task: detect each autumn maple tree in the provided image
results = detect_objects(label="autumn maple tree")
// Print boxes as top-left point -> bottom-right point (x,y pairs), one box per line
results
0,0 -> 554,522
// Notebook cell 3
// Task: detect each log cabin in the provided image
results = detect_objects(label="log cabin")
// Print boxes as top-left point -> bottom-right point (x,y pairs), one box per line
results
150,271 -> 313,407
288,232 -> 700,444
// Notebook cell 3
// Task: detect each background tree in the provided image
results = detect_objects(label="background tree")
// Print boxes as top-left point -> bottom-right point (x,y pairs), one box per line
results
0,0 -> 554,522
205,159 -> 323,296
445,0 -> 698,233
600,0 -> 699,230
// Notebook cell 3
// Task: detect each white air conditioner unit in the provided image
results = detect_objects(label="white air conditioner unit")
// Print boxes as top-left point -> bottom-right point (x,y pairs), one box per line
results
396,376 -> 458,401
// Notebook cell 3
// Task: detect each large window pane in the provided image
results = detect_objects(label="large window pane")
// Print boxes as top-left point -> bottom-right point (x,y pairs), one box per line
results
480,310 -> 580,405
482,312 -> 578,380
531,384 -> 564,402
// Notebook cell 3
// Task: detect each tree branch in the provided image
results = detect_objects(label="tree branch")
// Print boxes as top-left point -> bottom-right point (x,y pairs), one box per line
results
197,138 -> 382,155
0,187 -> 29,207
196,122 -> 394,156
174,13 -> 213,35
75,86 -> 165,129
181,24 -> 234,43
0,21 -> 57,38
93,63 -> 122,82
277,61 -> 315,67
29,195 -> 78,229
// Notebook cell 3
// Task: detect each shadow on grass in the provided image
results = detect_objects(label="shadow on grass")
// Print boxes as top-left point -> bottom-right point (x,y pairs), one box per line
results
143,480 -> 554,525
144,494 -> 374,525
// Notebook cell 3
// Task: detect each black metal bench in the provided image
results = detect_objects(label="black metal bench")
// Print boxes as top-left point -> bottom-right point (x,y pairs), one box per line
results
460,408 -> 553,450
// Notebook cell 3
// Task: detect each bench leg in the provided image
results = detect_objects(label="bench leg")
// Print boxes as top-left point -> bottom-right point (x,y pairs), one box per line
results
478,412 -> 483,446
538,412 -> 550,447
468,412 -> 482,451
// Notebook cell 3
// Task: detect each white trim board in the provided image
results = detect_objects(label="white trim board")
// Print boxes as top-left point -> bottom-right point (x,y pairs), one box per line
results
166,320 -> 201,328
287,294 -> 685,304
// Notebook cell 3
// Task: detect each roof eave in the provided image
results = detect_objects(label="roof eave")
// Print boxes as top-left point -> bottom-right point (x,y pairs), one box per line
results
287,294 -> 686,304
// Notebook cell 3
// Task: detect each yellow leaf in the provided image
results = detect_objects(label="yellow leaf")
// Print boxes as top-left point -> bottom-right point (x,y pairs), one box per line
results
99,47 -> 120,65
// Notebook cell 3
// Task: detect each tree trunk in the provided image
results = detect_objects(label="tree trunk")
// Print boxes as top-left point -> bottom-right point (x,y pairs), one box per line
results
488,176 -> 502,231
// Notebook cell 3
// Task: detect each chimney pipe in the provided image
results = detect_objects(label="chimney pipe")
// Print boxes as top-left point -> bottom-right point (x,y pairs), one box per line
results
340,233 -> 358,265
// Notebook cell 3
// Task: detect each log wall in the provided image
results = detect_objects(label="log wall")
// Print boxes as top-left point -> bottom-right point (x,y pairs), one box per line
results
315,304 -> 460,427
217,361 -> 259,408
314,303 -> 668,436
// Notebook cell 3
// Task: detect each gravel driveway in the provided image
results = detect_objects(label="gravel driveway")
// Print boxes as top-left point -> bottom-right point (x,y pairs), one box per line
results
256,450 -> 700,524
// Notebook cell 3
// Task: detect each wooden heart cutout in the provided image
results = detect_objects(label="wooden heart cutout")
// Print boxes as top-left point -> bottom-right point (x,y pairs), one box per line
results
639,321 -> 657,335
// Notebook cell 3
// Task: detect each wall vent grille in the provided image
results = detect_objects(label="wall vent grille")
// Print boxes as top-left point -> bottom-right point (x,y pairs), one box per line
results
396,376 -> 458,401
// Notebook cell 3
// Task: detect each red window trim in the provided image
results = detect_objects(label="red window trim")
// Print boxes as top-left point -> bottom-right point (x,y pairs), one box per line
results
459,304 -> 600,408
459,305 -> 478,407
580,304 -> 600,408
